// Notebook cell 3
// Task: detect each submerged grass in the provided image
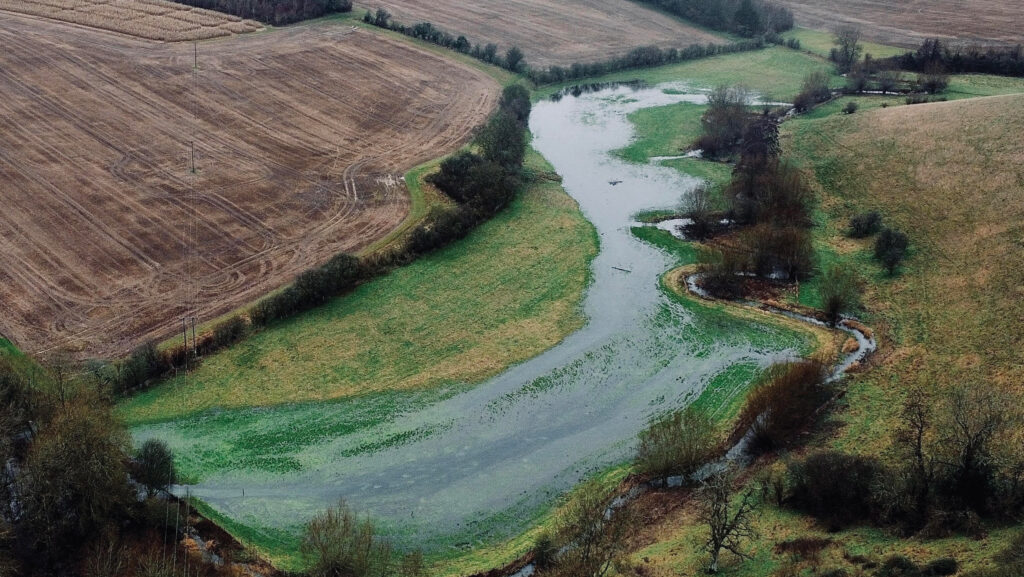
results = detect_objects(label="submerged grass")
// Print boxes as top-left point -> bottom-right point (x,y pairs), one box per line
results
118,150 -> 598,425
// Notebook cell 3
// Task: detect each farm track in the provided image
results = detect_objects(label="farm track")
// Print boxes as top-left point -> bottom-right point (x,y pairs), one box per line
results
779,0 -> 1024,47
0,14 -> 498,358
366,0 -> 723,68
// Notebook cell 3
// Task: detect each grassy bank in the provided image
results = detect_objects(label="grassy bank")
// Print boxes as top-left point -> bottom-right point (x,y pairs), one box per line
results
119,149 -> 598,425
537,46 -> 836,101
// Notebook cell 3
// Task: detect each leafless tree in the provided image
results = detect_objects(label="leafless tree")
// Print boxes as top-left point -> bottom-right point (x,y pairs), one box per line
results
697,467 -> 758,573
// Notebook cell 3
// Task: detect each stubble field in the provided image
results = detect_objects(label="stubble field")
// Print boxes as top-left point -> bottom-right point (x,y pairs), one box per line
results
779,0 -> 1024,47
0,0 -> 261,41
359,0 -> 723,67
0,13 -> 498,358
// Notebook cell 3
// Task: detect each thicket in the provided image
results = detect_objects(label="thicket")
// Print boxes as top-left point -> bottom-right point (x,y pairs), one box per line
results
301,500 -> 425,577
792,70 -> 833,113
776,384 -> 1023,537
734,361 -> 829,453
886,38 -> 1024,77
635,407 -> 718,478
410,85 -> 531,256
0,357 -> 200,575
172,0 -> 351,25
631,0 -> 794,37
692,94 -> 817,297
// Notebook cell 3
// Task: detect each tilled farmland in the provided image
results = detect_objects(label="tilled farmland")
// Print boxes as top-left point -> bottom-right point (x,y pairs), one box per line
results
780,0 -> 1024,47
0,0 -> 262,41
370,0 -> 724,68
0,13 -> 498,358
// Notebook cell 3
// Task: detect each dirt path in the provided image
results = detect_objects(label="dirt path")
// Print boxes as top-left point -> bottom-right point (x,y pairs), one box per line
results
0,14 -> 499,358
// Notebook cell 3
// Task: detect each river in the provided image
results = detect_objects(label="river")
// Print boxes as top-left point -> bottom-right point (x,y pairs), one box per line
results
137,83 -> 808,552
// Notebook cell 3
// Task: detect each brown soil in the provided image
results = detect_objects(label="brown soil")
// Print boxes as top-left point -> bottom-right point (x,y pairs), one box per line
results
0,14 -> 499,358
779,0 -> 1024,47
0,0 -> 262,42
365,0 -> 723,68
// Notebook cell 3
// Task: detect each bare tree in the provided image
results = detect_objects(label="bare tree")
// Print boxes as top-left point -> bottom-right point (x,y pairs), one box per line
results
832,25 -> 863,73
697,467 -> 758,573
549,479 -> 637,577
682,184 -> 715,239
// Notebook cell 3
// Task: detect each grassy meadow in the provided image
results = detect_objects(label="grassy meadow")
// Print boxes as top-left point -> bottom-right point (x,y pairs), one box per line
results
118,150 -> 598,425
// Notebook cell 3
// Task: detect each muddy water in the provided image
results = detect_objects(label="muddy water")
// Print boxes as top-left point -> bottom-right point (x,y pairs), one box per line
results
141,85 -> 806,551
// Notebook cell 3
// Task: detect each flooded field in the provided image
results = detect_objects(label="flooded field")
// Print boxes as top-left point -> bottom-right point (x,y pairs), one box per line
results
134,84 -> 813,553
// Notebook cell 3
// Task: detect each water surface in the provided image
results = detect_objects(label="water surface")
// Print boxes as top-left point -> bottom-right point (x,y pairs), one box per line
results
136,84 -> 807,550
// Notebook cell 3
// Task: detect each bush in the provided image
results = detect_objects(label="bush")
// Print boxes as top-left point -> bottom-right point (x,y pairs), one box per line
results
848,211 -> 882,238
532,532 -> 556,570
874,228 -> 909,274
737,361 -> 828,452
301,500 -> 391,577
697,246 -> 749,300
635,407 -> 718,478
133,439 -> 176,497
922,558 -> 959,576
697,85 -> 754,158
878,555 -> 920,577
793,70 -> 832,112
210,316 -> 247,351
819,265 -> 861,326
787,451 -> 881,529
843,101 -> 859,114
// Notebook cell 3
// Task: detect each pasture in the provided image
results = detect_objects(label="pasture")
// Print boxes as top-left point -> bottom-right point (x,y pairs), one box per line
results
0,14 -> 498,358
356,0 -> 724,68
0,0 -> 261,41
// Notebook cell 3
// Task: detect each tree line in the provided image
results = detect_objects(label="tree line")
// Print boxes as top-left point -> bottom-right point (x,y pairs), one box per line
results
363,9 -> 527,73
885,38 -> 1024,78
527,39 -> 766,85
0,353 -> 195,575
631,0 -> 793,38
172,0 -> 351,25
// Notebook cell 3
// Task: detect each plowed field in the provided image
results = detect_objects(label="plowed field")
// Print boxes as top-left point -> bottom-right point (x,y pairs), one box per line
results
0,0 -> 261,41
780,0 -> 1024,47
0,14 -> 498,358
370,0 -> 723,67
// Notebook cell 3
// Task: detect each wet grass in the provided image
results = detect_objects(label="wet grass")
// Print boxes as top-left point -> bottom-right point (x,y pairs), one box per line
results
780,27 -> 907,60
615,101 -> 705,163
118,149 -> 598,425
535,46 -> 838,102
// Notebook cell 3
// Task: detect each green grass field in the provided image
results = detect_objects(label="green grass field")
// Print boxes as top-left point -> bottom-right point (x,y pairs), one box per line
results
537,46 -> 837,101
781,27 -> 907,60
118,150 -> 598,425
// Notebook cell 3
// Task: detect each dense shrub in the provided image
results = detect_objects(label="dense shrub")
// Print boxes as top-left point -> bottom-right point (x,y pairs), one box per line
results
635,407 -> 718,478
848,211 -> 882,238
819,265 -> 861,326
251,252 -> 362,327
133,439 -> 176,497
886,38 -> 1024,78
843,101 -> 859,114
697,85 -> 754,158
874,228 -> 909,274
922,558 -> 959,576
787,451 -> 882,529
737,361 -> 828,452
793,70 -> 832,112
631,0 -> 794,37
696,246 -> 750,300
209,315 -> 248,351
878,555 -> 921,577
727,160 -> 814,227
173,0 -> 351,25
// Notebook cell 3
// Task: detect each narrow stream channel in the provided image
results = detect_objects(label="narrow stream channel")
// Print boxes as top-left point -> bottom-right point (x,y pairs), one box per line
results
137,84 -> 811,552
